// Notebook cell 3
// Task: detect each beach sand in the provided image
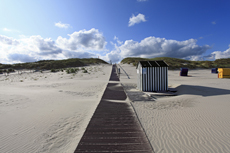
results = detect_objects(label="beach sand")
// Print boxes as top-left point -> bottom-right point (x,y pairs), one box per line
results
0,64 -> 111,153
1,63 -> 230,153
118,63 -> 230,153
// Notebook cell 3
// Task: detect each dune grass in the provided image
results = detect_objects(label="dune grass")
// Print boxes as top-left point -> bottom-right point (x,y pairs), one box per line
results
121,57 -> 230,70
0,58 -> 108,72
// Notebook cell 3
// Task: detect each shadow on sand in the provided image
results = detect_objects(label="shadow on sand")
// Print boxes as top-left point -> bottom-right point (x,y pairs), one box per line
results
102,83 -> 127,101
176,84 -> 230,97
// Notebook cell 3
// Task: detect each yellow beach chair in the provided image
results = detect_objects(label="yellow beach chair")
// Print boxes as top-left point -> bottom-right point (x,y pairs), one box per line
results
218,68 -> 230,78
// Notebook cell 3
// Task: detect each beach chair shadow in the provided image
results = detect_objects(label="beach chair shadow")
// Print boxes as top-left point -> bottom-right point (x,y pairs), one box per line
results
175,85 -> 230,97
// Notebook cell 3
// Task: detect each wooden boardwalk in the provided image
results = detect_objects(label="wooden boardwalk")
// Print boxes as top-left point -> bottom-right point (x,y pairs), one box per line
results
74,65 -> 153,153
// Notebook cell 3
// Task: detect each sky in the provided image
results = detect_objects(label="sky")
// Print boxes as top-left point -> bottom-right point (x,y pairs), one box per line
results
1,0 -> 230,64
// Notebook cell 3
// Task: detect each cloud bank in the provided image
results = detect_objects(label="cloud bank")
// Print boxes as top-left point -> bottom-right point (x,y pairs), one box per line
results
108,37 -> 211,63
128,13 -> 146,27
2,28 -> 227,64
0,28 -> 106,64
120,37 -> 210,58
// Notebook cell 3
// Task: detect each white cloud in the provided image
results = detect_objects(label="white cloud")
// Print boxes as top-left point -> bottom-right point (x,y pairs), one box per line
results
3,28 -> 11,32
104,50 -> 121,63
30,35 -> 62,56
2,28 -> 20,33
212,21 -> 216,25
113,36 -> 123,45
55,21 -> 71,29
185,55 -> 205,61
114,36 -> 118,40
0,35 -> 20,45
137,0 -> 148,2
211,45 -> 230,59
56,28 -> 106,51
128,13 -> 146,27
103,42 -> 121,63
0,28 -> 107,64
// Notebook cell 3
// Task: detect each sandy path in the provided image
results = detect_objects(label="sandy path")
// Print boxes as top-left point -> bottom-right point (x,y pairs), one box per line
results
118,63 -> 230,153
0,64 -> 111,153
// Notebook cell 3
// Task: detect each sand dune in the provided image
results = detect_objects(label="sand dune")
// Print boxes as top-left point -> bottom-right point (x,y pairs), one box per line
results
119,64 -> 230,153
0,64 -> 111,153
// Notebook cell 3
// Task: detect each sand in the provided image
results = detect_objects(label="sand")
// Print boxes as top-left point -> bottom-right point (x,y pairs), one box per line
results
118,64 -> 230,153
1,63 -> 230,153
0,64 -> 112,153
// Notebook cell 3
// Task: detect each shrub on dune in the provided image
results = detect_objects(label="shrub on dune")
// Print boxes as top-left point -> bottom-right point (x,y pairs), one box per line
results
51,69 -> 56,72
66,68 -> 79,74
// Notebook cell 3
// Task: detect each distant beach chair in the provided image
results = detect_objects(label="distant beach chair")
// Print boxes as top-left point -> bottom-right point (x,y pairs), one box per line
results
180,68 -> 188,76
218,68 -> 230,78
211,68 -> 218,73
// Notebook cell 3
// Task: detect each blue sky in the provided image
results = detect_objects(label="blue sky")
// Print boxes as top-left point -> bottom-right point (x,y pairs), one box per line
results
1,0 -> 230,64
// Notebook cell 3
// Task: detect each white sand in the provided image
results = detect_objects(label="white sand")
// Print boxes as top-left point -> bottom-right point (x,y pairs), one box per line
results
118,64 -> 230,153
0,64 -> 112,153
